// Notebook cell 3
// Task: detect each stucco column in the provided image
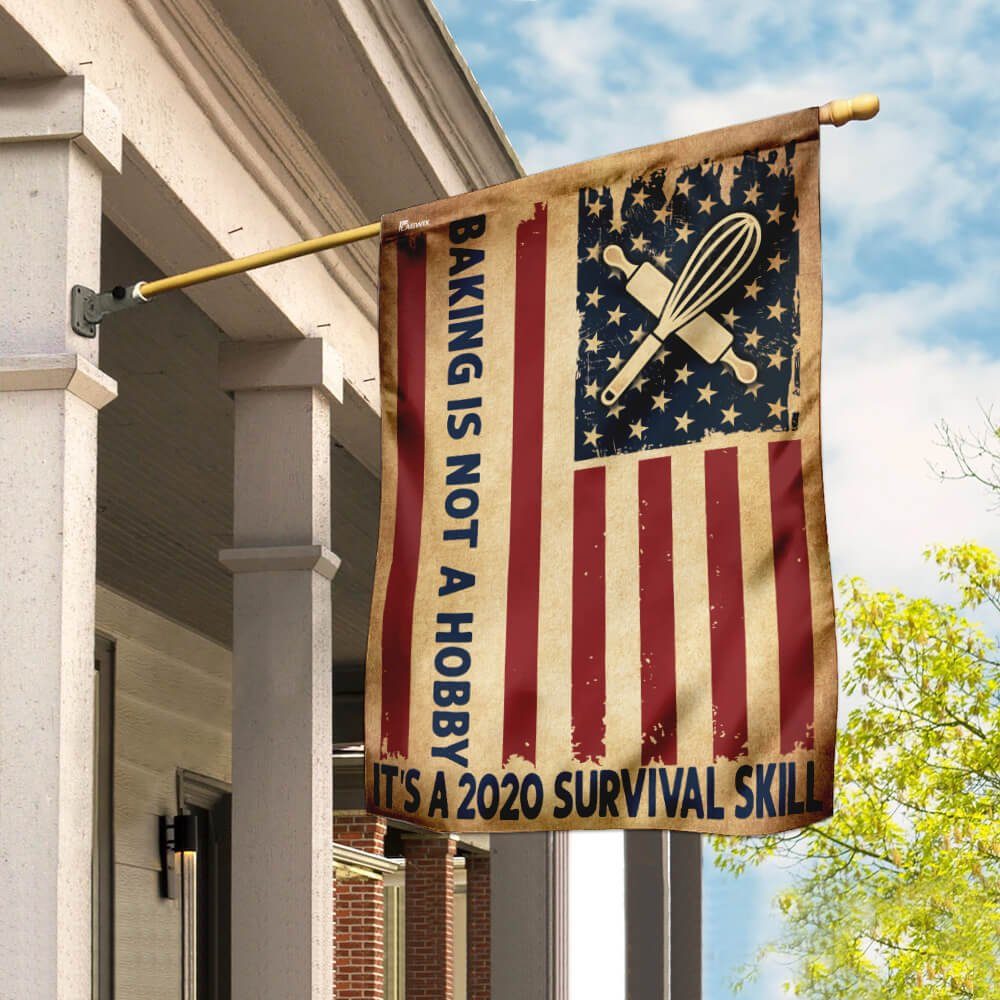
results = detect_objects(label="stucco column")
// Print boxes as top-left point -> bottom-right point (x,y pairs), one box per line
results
219,339 -> 342,999
0,77 -> 120,999
624,831 -> 702,999
490,832 -> 569,1000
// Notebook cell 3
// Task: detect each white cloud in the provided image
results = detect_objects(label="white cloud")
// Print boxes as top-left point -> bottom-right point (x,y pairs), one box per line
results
823,275 -> 1000,595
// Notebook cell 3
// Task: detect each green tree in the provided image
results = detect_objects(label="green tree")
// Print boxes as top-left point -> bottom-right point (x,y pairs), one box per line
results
714,542 -> 1000,998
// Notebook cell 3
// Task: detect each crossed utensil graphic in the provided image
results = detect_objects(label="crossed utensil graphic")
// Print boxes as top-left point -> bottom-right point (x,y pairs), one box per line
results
600,212 -> 762,407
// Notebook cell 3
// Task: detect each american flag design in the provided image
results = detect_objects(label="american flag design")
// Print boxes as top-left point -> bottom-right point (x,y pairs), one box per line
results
367,110 -> 837,834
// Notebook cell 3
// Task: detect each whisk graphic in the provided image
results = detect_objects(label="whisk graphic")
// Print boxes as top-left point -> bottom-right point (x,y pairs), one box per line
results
601,212 -> 762,407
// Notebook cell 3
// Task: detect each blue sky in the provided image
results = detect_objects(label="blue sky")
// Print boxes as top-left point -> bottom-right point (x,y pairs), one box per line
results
434,1 -> 1000,995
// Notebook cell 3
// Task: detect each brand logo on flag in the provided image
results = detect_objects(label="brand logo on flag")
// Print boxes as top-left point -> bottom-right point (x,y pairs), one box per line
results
367,110 -> 837,835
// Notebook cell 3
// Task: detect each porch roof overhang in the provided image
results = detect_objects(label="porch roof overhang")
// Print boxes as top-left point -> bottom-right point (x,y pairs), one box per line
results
0,0 -> 520,476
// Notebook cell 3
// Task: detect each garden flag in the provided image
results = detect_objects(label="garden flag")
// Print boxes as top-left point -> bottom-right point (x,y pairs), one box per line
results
367,108 -> 837,834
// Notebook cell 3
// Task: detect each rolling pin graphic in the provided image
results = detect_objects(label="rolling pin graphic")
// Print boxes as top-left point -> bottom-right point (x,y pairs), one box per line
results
601,212 -> 761,406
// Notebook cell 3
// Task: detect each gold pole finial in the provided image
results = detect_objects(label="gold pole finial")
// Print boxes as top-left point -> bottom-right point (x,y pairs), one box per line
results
819,93 -> 880,127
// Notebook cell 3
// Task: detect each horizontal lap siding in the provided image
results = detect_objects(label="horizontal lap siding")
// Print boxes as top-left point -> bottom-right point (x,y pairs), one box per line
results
96,585 -> 232,999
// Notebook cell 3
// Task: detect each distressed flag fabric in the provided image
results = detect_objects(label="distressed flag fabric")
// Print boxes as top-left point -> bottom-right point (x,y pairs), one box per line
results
366,109 -> 837,835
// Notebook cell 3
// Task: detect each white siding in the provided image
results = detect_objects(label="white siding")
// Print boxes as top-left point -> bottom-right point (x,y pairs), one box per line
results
96,585 -> 231,1000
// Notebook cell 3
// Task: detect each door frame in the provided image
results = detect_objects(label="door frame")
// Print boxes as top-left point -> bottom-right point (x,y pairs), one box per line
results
177,770 -> 232,1000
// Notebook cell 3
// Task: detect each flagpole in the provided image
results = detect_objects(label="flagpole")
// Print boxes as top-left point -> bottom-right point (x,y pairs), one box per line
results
71,94 -> 878,336
139,221 -> 382,299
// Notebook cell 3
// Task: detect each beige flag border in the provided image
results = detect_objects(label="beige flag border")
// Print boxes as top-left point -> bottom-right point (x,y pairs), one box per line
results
366,108 -> 838,836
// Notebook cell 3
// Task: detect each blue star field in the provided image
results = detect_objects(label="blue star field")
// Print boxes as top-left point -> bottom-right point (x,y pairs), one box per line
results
574,144 -> 802,462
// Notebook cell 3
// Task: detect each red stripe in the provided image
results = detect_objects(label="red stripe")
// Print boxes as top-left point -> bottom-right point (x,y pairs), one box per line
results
379,235 -> 427,757
704,448 -> 748,760
502,204 -> 548,764
571,465 -> 606,762
638,457 -> 677,765
768,440 -> 815,752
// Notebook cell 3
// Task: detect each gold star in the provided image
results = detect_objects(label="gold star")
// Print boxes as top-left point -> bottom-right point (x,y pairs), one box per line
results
766,203 -> 785,225
584,380 -> 599,399
768,399 -> 788,419
584,425 -> 602,448
767,252 -> 787,273
653,205 -> 669,225
744,328 -> 762,349
585,286 -> 604,308
631,188 -> 650,207
697,383 -> 717,404
674,411 -> 694,432
585,242 -> 602,261
676,177 -> 694,197
791,213 -> 800,232
609,217 -> 626,234
767,158 -> 784,177
583,333 -> 601,353
630,233 -> 651,253
767,300 -> 788,322
744,279 -> 763,301
675,223 -> 694,243
629,325 -> 646,343
607,305 -> 626,326
629,419 -> 647,440
697,194 -> 717,215
653,250 -> 671,268
720,404 -> 740,426
767,349 -> 787,370
587,198 -> 605,217
607,352 -> 624,371
743,182 -> 762,206
608,402 -> 624,419
744,382 -> 763,398
651,391 -> 669,412
654,343 -> 670,363
633,374 -> 649,393
674,364 -> 693,384
721,307 -> 738,327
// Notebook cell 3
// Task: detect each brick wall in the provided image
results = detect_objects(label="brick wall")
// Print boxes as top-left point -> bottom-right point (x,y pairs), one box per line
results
465,853 -> 491,1000
334,813 -> 388,1000
402,835 -> 456,1000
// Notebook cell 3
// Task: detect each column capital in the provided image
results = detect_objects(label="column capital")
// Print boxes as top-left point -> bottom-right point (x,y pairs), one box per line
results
220,338 -> 343,403
0,76 -> 122,174
219,543 -> 340,580
0,354 -> 117,409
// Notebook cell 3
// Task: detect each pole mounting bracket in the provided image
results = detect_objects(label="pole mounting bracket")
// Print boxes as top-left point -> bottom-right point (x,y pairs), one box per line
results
71,282 -> 147,338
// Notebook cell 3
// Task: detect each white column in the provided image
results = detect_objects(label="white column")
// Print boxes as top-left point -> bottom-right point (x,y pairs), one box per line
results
491,831 -> 569,999
219,339 -> 342,999
624,831 -> 702,999
0,77 -> 120,999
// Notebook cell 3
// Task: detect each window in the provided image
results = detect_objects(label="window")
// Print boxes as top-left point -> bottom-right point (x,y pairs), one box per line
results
383,873 -> 405,1000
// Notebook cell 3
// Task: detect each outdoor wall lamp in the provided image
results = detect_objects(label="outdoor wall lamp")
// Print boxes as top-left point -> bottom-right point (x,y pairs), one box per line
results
159,813 -> 198,900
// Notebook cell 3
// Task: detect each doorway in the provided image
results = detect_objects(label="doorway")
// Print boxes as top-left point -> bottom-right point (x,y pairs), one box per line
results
178,771 -> 232,1000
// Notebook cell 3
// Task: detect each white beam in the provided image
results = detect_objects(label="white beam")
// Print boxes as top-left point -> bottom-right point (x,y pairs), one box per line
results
624,831 -> 703,998
491,832 -> 569,1000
